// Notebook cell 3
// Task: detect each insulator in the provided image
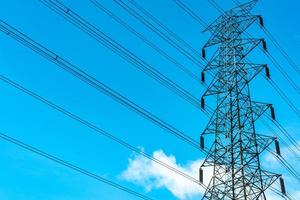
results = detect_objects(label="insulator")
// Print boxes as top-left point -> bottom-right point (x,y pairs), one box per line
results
275,139 -> 281,156
201,71 -> 205,83
262,39 -> 268,51
202,48 -> 206,59
265,65 -> 271,79
201,97 -> 205,109
199,168 -> 203,183
259,15 -> 264,27
270,106 -> 276,120
200,135 -> 205,149
280,177 -> 286,195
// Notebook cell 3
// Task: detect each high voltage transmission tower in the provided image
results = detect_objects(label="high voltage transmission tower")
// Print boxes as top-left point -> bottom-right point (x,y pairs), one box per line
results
199,1 -> 286,199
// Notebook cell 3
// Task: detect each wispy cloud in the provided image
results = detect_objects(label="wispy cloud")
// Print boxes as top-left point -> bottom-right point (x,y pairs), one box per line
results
121,147 -> 299,199
294,34 -> 300,43
263,140 -> 300,197
120,150 -> 210,200
264,140 -> 300,169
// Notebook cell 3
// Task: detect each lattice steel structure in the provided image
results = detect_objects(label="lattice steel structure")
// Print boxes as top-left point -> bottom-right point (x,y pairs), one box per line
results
199,1 -> 285,199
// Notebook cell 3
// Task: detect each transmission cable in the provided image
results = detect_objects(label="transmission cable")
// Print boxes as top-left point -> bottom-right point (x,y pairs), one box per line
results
127,0 -> 202,61
172,0 -> 209,29
261,117 -> 300,162
266,148 -> 300,184
0,73 -> 210,190
231,0 -> 300,77
0,131 -> 156,200
37,0 -> 201,109
89,0 -> 200,82
270,186 -> 294,200
112,0 -> 204,67
0,19 -> 204,151
207,0 -> 225,13
264,52 -> 300,96
265,77 -> 300,120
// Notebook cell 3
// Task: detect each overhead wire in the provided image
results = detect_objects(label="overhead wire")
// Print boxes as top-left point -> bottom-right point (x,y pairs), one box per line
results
272,117 -> 300,153
0,73 -> 209,190
0,0 -> 296,198
112,0 -> 205,67
127,0 -> 203,61
270,186 -> 294,200
266,148 -> 300,184
207,0 -> 225,13
264,52 -> 300,96
173,0 -> 209,28
89,0 -> 200,82
266,77 -> 300,119
0,108 -> 236,198
0,19 -> 203,151
263,27 -> 300,77
232,0 -> 300,77
37,0 -> 201,109
0,131 -> 156,200
260,117 -> 300,162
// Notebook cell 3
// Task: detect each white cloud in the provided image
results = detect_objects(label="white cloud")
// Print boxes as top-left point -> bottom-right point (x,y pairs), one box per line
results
263,140 -> 300,198
265,191 -> 284,200
120,150 -> 212,200
264,140 -> 300,169
121,146 -> 299,200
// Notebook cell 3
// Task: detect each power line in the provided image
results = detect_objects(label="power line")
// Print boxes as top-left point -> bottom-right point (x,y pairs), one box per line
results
207,0 -> 225,13
266,148 -> 300,184
266,77 -> 300,120
272,118 -> 300,153
0,73 -> 209,190
232,0 -> 300,77
263,27 -> 300,77
37,0 -> 201,109
0,19 -> 203,151
0,131 -> 155,200
270,186 -> 294,200
90,0 -> 200,82
127,0 -> 202,60
232,0 -> 242,5
173,0 -> 209,28
261,117 -> 300,162
265,51 -> 300,97
112,0 -> 204,67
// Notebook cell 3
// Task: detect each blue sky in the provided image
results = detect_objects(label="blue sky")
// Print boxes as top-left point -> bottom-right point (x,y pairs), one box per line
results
0,0 -> 299,199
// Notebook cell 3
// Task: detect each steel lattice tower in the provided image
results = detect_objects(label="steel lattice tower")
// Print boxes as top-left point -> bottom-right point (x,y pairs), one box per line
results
199,1 -> 285,199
